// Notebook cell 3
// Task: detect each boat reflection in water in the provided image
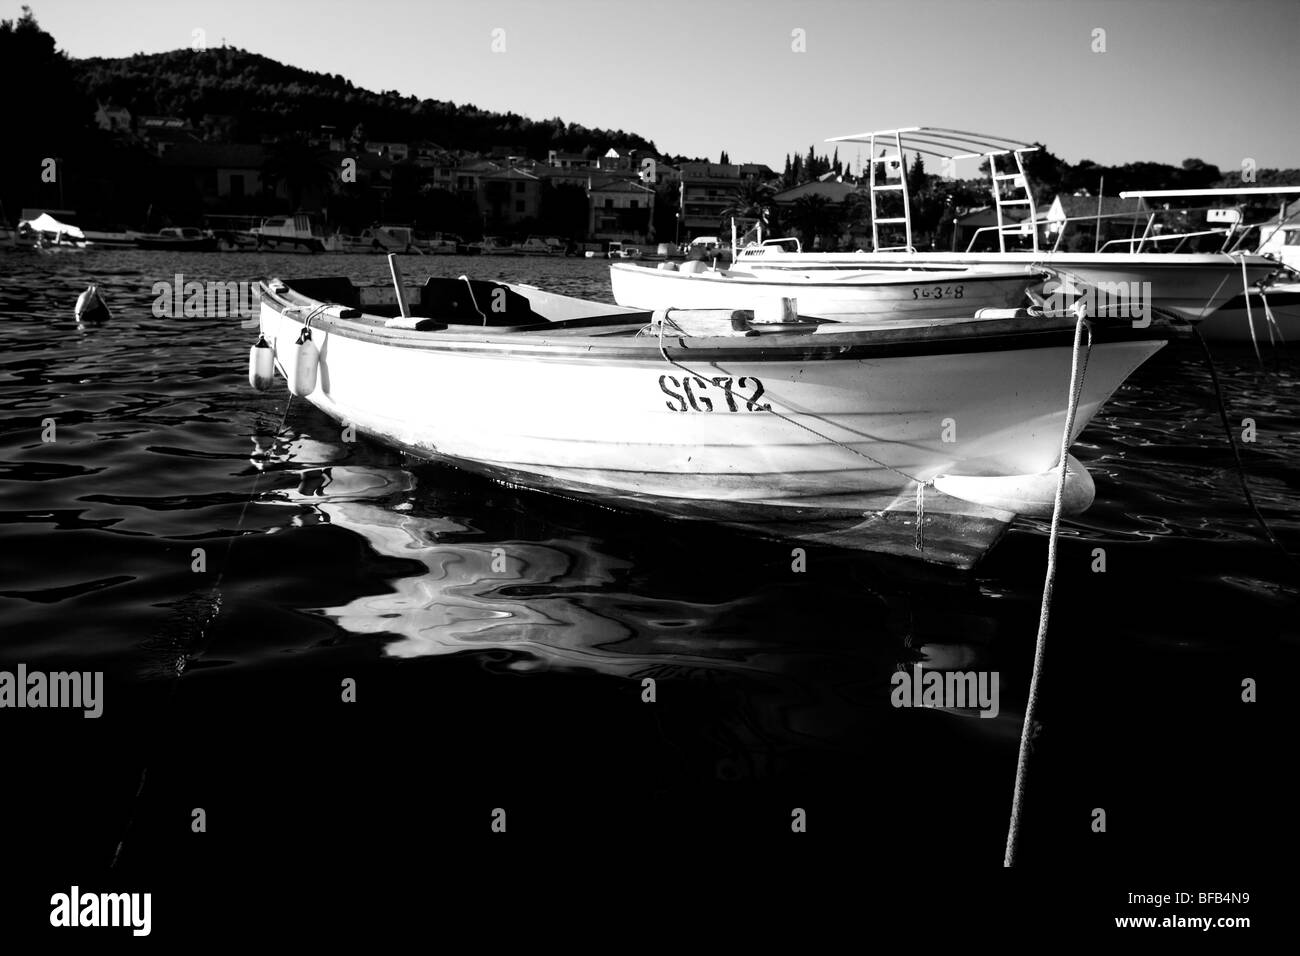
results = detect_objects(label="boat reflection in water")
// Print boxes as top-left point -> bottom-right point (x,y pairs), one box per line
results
253,433 -> 1031,766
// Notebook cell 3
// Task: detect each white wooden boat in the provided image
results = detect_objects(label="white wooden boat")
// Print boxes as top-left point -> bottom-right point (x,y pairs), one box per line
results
611,260 -> 1043,320
253,271 -> 1178,568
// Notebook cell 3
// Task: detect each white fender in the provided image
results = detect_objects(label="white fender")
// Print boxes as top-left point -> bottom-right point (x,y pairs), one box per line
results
248,335 -> 275,390
933,454 -> 1095,517
288,328 -> 319,397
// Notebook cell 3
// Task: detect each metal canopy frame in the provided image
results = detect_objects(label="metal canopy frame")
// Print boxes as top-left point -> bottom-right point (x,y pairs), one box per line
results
826,127 -> 1041,252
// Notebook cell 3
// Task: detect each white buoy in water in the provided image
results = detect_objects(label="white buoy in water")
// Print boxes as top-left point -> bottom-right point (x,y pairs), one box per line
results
74,284 -> 111,325
288,327 -> 319,397
248,335 -> 275,390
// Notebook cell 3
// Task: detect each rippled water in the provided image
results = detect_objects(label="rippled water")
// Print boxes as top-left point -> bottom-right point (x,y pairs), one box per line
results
2,248 -> 1297,905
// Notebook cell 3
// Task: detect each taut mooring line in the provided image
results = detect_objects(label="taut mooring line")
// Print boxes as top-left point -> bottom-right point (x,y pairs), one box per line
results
1004,308 -> 1092,867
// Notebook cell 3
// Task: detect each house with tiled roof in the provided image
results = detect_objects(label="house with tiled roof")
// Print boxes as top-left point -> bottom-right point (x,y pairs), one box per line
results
588,176 -> 655,242
1039,194 -> 1148,250
676,162 -> 780,236
772,180 -> 859,205
138,115 -> 201,156
480,166 -> 542,229
94,101 -> 131,133
455,158 -> 501,196
547,150 -> 593,169
159,143 -> 275,204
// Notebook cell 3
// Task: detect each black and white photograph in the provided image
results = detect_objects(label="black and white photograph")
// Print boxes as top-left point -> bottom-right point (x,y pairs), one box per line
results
1,0 -> 1296,939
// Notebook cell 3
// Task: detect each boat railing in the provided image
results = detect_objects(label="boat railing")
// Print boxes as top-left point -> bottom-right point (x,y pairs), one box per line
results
1096,229 -> 1233,253
961,210 -> 1144,253
964,207 -> 1279,255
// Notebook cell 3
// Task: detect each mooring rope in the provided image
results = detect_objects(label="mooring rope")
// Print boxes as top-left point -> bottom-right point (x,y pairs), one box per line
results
112,309 -> 303,868
1004,307 -> 1093,867
1259,288 -> 1285,347
1236,254 -> 1263,365
1192,328 -> 1299,572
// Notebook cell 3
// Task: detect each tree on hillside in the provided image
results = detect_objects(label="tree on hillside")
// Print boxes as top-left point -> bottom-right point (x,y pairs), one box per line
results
0,7 -> 90,215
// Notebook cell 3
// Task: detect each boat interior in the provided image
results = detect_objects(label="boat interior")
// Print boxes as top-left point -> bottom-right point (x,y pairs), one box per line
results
276,275 -> 654,332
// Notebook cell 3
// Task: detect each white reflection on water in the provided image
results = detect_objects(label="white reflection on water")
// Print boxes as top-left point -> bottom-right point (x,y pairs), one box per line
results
258,436 -> 795,681
246,434 -> 1025,745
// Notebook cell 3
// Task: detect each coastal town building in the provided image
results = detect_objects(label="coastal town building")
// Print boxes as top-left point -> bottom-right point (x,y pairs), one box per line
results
679,162 -> 777,238
588,177 -> 656,243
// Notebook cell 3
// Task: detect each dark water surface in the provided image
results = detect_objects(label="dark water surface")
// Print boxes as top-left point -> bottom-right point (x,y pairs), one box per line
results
2,249 -> 1297,930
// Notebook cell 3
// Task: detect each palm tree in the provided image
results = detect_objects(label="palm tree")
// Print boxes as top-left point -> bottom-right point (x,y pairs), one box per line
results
787,194 -> 839,249
720,180 -> 776,235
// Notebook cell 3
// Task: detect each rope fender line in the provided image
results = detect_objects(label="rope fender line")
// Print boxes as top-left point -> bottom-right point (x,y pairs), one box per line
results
1004,308 -> 1093,867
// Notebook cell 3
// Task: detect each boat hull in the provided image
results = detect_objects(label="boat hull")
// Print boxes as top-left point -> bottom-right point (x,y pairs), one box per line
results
1199,283 -> 1300,343
258,286 -> 1166,567
610,262 -> 1038,320
731,250 -> 1279,323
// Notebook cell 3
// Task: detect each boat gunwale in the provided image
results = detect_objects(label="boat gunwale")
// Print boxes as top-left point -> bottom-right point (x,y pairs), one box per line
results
258,278 -> 1179,362
611,261 -> 1046,288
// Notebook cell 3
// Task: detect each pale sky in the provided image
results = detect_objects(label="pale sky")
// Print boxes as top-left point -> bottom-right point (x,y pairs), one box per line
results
19,0 -> 1300,171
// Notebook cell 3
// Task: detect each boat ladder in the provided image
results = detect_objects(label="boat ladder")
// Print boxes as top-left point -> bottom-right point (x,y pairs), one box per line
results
988,147 -> 1039,252
867,129 -> 914,252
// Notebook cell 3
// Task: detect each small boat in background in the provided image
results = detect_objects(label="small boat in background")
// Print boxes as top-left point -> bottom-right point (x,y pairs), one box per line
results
34,233 -> 90,253
249,213 -> 341,253
252,267 -> 1179,568
606,240 -> 641,259
17,211 -> 89,249
472,236 -> 522,256
340,225 -> 460,255
135,226 -> 218,251
518,236 -> 562,255
78,224 -> 138,249
611,259 -> 1044,321
414,231 -> 462,255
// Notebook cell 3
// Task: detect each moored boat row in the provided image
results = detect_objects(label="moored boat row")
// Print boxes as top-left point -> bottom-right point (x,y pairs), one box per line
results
609,129 -> 1294,341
